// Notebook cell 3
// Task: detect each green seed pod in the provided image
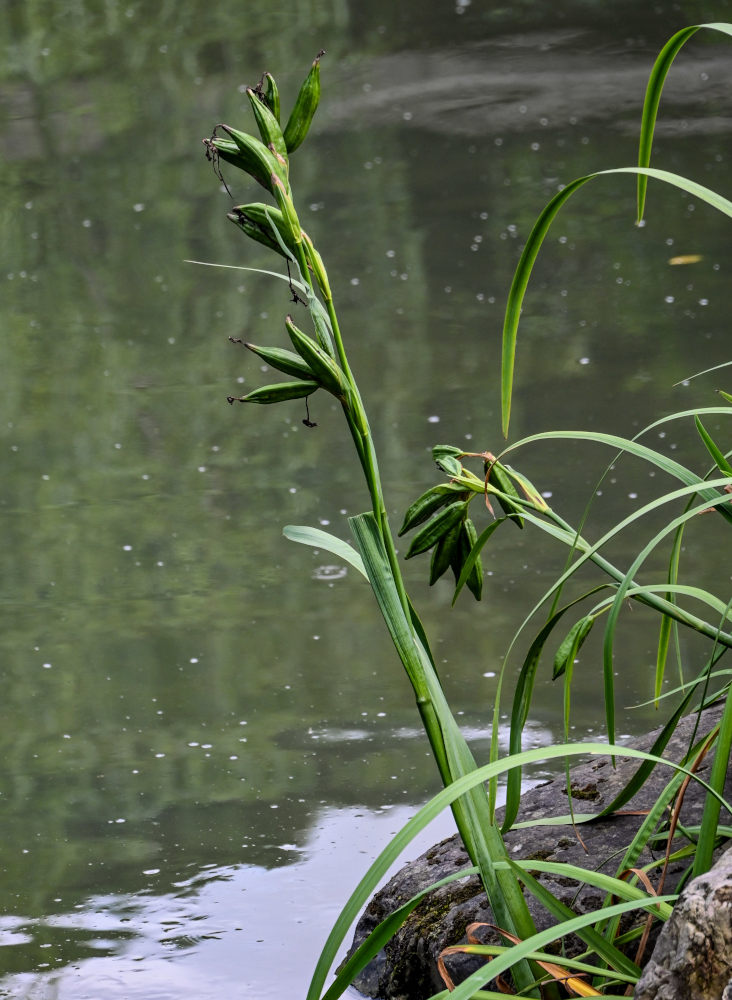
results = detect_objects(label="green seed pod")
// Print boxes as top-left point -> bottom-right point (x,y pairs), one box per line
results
429,519 -> 463,585
552,615 -> 594,679
227,203 -> 297,259
405,500 -> 468,559
271,174 -> 302,245
457,517 -> 483,601
217,124 -> 286,191
246,87 -> 288,162
302,232 -> 331,300
283,50 -> 323,153
433,444 -> 463,478
228,379 -> 318,404
285,316 -> 345,397
242,343 -> 315,380
399,483 -> 468,536
264,73 -> 281,123
486,459 -> 525,528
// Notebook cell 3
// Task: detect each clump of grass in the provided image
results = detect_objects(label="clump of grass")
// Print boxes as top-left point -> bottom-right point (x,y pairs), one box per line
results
197,24 -> 732,999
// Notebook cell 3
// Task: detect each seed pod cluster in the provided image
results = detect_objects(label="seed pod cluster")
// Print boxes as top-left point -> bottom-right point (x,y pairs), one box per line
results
399,476 -> 484,601
228,313 -> 348,412
204,52 -> 324,204
398,445 -> 503,601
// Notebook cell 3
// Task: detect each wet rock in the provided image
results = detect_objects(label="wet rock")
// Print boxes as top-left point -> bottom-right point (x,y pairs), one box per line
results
347,703 -> 731,1000
633,846 -> 732,1000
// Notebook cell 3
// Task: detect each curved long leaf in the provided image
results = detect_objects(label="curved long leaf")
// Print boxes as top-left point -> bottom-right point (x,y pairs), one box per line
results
637,23 -> 732,221
501,168 -> 732,436
283,524 -> 366,578
324,865 -> 478,1000
503,585 -> 610,833
602,485 -> 732,745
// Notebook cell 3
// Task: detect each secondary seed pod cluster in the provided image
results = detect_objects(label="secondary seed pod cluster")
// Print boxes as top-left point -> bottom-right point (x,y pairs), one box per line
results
399,446 -> 484,600
399,447 -> 531,602
205,53 -> 342,411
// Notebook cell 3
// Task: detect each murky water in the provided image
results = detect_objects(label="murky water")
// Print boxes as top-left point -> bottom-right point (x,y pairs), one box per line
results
1,1 -> 731,996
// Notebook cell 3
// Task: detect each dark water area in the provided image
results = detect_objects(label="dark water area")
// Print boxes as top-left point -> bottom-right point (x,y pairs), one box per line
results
1,1 -> 731,996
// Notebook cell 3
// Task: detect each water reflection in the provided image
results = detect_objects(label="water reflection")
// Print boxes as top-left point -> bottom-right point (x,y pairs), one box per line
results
0,807 -> 459,1000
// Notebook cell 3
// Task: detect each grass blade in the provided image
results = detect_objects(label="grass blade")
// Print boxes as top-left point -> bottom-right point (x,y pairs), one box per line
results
323,866 -> 478,1000
637,23 -> 732,221
693,676 -> 732,876
501,168 -> 732,436
283,524 -> 366,578
503,586 -> 610,832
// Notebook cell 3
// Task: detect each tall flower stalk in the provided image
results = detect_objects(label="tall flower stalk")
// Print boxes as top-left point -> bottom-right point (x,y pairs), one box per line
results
203,54 -> 541,996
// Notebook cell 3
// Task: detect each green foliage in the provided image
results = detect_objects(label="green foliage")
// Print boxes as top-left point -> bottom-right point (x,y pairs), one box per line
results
206,25 -> 732,1000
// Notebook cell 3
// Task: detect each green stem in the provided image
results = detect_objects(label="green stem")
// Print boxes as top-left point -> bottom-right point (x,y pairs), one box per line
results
545,509 -> 732,647
324,293 -> 412,619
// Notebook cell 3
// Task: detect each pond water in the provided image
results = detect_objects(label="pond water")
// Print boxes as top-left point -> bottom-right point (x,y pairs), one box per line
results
1,1 -> 731,997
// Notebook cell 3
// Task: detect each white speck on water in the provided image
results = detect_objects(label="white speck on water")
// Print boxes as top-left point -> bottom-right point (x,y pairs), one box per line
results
312,565 -> 347,582
133,203 -> 145,213
154,753 -> 165,759
699,298 -> 709,306
198,466 -> 207,473
123,545 -> 132,551
386,249 -> 395,258
190,657 -> 199,664
483,671 -> 496,678
579,357 -> 590,365
427,415 -> 440,423
114,442 -> 122,449
143,868 -> 160,875
628,492 -> 638,499
43,663 -> 52,669
664,295 -> 675,304
402,111 -> 413,121
541,491 -> 553,499
350,277 -> 360,286
82,219 -> 92,228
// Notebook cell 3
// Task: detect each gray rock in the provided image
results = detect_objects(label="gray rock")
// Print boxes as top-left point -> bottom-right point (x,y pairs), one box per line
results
347,703 -> 732,999
633,847 -> 732,1000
